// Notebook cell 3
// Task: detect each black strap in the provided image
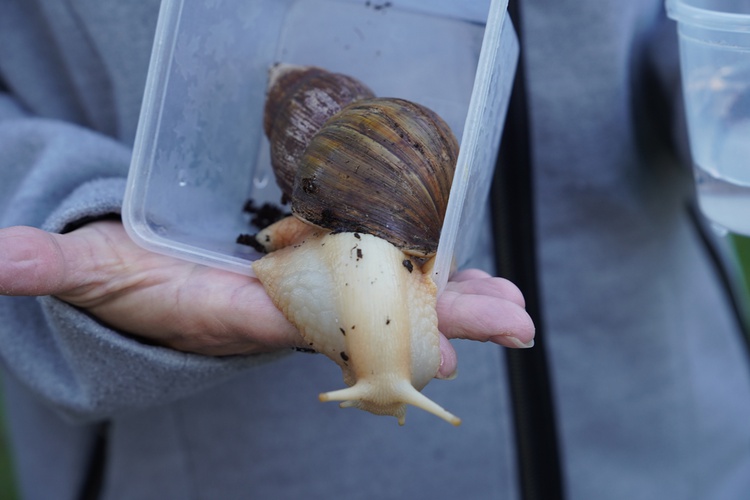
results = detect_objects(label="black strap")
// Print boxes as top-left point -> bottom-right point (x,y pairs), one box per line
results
491,2 -> 565,499
78,422 -> 108,500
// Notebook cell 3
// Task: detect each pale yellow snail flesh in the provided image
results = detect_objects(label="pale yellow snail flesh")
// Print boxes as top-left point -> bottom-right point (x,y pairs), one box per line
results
252,66 -> 460,425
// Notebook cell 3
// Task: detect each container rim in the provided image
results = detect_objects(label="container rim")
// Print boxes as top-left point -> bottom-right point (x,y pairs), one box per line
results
665,0 -> 750,33
666,0 -> 750,32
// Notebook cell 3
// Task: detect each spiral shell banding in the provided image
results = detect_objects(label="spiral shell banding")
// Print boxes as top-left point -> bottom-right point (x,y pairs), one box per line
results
264,64 -> 375,199
292,97 -> 457,257
252,65 -> 460,425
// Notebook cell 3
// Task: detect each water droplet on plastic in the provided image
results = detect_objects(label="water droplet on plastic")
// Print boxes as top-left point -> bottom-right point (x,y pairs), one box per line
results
254,173 -> 269,189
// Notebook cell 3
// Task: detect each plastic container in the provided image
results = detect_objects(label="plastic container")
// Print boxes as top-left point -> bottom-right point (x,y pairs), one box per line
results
124,0 -> 518,292
666,0 -> 750,235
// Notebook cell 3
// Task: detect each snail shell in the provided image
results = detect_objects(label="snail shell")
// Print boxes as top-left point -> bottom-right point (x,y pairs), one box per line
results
252,67 -> 460,425
291,97 -> 458,257
263,64 -> 375,199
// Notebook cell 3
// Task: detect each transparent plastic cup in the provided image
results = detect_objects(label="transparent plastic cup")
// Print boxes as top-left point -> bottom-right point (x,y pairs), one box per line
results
667,0 -> 750,234
123,0 -> 518,292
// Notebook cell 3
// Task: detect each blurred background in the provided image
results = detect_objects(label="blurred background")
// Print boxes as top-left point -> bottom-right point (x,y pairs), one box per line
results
715,233 -> 750,336
733,235 -> 750,321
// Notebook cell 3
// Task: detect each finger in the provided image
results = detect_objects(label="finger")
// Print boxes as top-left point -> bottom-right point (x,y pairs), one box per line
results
436,333 -> 458,379
437,289 -> 535,349
449,268 -> 492,282
444,273 -> 526,308
0,225 -> 72,296
144,268 -> 302,355
0,224 -> 148,300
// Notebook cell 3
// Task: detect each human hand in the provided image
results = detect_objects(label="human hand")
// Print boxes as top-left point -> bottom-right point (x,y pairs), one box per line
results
0,221 -> 534,377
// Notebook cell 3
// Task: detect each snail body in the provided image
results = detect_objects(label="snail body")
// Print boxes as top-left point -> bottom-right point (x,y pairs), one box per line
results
252,66 -> 460,425
252,224 -> 458,424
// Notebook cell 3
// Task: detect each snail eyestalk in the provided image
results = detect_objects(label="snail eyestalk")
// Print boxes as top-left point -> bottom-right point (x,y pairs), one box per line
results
319,381 -> 462,427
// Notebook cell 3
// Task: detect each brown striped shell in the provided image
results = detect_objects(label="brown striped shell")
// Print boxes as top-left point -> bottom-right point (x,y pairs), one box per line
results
263,65 -> 375,198
291,97 -> 458,257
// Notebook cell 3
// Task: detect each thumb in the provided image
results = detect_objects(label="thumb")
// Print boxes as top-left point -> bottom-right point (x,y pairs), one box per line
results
0,225 -> 76,296
436,333 -> 458,380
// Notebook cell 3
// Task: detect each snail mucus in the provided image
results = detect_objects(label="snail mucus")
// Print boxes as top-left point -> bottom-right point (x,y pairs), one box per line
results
250,64 -> 460,425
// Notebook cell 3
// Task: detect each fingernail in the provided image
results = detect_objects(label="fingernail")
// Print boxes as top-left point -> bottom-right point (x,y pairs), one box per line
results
509,337 -> 535,349
436,368 -> 458,380
435,353 -> 457,379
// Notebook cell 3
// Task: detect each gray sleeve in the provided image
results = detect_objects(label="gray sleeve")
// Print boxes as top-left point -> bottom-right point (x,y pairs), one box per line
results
0,97 -> 286,423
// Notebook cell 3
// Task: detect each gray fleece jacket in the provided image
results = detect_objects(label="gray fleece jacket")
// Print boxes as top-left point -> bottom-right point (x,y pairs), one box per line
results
1,1 -> 750,499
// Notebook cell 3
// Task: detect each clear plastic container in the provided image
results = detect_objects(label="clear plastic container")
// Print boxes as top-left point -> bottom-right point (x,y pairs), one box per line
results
666,0 -> 750,235
123,0 -> 518,292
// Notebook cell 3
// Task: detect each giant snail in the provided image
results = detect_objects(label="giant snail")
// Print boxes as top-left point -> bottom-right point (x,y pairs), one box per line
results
251,64 -> 460,425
